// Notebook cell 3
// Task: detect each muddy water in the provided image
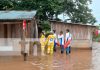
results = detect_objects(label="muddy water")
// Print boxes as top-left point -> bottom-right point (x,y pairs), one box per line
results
0,42 -> 99,70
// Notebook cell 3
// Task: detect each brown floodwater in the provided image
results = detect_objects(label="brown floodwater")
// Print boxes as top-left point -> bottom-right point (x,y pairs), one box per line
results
0,42 -> 99,70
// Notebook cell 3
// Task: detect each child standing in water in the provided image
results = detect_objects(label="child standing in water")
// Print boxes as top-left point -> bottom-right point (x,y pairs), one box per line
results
45,31 -> 55,55
40,32 -> 45,56
58,31 -> 64,54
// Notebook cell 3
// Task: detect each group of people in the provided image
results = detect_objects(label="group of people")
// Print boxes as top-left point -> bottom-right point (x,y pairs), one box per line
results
40,29 -> 72,56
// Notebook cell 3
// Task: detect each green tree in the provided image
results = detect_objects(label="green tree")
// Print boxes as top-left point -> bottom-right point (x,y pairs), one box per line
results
0,0 -> 13,10
63,0 -> 96,24
0,0 -> 97,25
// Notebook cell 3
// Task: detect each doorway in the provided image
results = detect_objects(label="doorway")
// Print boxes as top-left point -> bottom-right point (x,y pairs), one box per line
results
4,24 -> 8,38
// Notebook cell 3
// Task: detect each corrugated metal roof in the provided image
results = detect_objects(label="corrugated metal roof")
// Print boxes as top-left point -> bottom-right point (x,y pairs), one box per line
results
50,20 -> 97,27
0,10 -> 36,20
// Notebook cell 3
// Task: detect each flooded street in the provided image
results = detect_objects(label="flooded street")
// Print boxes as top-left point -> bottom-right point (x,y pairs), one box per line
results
0,42 -> 100,70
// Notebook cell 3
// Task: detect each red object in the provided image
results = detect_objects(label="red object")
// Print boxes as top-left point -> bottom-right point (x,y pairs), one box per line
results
95,30 -> 98,36
23,20 -> 26,30
57,39 -> 66,47
56,42 -> 60,46
64,39 -> 66,44
64,40 -> 71,48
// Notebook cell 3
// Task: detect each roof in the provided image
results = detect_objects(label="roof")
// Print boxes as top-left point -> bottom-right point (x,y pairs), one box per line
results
50,20 -> 97,27
0,10 -> 36,21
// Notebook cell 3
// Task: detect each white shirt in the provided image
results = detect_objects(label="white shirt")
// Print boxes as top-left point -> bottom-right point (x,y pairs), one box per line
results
54,33 -> 57,43
58,34 -> 64,45
66,32 -> 72,46
66,32 -> 72,41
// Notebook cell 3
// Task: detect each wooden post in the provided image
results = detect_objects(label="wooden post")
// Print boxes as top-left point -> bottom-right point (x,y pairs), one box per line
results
35,22 -> 38,38
50,22 -> 53,31
22,20 -> 27,61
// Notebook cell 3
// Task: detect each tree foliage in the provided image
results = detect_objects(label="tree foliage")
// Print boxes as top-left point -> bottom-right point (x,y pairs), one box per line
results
63,0 -> 96,24
0,0 -> 96,25
0,0 -> 13,10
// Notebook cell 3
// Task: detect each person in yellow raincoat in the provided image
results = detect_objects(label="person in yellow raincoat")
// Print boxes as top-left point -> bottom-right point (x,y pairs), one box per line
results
45,31 -> 55,55
40,32 -> 45,56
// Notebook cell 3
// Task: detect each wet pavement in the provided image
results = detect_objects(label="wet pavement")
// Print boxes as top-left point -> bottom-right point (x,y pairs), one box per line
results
0,42 -> 100,70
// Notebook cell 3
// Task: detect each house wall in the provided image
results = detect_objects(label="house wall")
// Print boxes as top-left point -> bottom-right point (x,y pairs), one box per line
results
0,20 -> 37,56
51,21 -> 96,49
0,24 -> 4,38
0,19 -> 37,38
11,23 -> 22,38
0,22 -> 22,38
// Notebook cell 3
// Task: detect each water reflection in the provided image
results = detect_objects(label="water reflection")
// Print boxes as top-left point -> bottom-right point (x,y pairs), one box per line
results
91,42 -> 100,70
0,42 -> 100,70
29,50 -> 92,70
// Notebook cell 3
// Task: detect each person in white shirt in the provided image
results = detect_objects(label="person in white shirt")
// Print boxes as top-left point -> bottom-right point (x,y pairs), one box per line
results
65,29 -> 72,54
53,30 -> 57,52
58,31 -> 64,54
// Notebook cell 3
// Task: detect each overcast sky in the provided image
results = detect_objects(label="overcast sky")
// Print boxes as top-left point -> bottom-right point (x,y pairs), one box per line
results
90,0 -> 100,25
58,0 -> 100,25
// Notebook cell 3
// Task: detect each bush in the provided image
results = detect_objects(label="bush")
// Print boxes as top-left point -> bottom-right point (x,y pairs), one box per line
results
93,34 -> 100,42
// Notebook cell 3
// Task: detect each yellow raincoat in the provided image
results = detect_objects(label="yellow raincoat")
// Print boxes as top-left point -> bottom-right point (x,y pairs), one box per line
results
45,34 -> 55,55
40,34 -> 45,55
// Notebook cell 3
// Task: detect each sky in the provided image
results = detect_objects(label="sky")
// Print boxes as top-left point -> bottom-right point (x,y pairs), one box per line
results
58,0 -> 100,25
89,0 -> 100,25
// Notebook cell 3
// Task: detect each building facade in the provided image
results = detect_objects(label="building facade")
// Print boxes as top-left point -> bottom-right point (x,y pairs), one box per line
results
50,20 -> 97,49
0,11 -> 38,56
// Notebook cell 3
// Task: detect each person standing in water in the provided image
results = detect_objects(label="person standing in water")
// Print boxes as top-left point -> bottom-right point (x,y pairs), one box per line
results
40,32 -> 46,56
53,30 -> 57,52
65,29 -> 72,54
45,31 -> 55,55
58,31 -> 64,54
